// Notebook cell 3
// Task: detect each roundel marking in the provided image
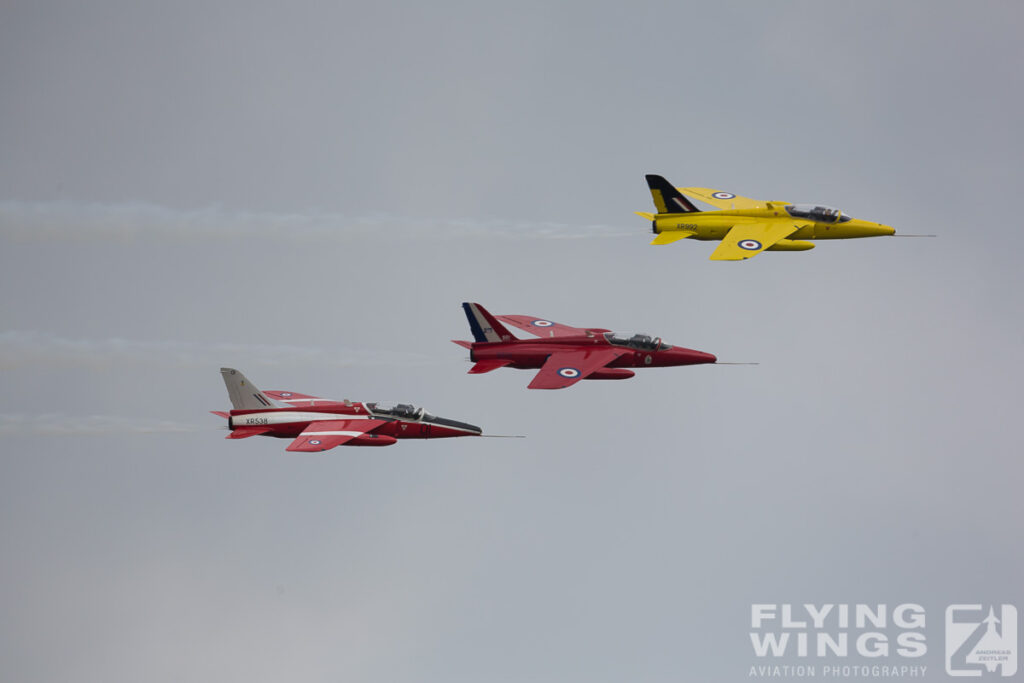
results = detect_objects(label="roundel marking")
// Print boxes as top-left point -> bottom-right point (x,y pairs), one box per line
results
557,367 -> 581,379
645,355 -> 653,365
712,191 -> 736,200
532,319 -> 554,327
738,239 -> 762,251
309,439 -> 321,445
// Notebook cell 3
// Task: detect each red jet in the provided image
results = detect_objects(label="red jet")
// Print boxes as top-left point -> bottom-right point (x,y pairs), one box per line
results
212,368 -> 482,451
452,302 -> 718,390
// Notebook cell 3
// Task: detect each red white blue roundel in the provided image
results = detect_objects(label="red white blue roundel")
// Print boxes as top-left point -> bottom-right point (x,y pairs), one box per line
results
738,239 -> 762,251
532,319 -> 554,327
309,439 -> 321,445
557,367 -> 581,379
712,191 -> 736,200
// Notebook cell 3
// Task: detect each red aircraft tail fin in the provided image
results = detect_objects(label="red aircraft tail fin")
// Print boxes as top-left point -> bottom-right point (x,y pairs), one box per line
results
461,302 -> 519,343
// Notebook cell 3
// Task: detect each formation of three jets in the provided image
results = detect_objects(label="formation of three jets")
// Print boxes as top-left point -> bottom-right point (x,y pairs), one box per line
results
216,177 -> 898,450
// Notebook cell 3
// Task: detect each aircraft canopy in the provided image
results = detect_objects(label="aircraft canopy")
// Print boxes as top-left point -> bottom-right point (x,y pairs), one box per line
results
604,332 -> 671,351
785,204 -> 851,223
368,402 -> 426,421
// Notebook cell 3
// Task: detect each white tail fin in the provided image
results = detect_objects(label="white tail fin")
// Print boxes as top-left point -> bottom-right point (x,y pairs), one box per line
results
220,368 -> 285,410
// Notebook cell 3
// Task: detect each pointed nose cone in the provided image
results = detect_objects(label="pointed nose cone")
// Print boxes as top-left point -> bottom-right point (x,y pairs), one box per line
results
672,348 -> 717,365
697,350 -> 717,364
427,415 -> 483,436
881,224 -> 896,236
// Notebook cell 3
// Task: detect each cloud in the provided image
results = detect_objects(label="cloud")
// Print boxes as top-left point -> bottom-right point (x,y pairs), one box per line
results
0,331 -> 435,370
0,413 -> 204,436
0,200 -> 630,245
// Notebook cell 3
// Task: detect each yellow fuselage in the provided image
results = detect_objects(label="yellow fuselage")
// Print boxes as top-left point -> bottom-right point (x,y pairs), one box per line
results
654,207 -> 895,242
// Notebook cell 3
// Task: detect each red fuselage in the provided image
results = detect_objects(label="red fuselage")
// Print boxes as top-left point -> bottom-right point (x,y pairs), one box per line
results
468,335 -> 716,373
226,399 -> 481,445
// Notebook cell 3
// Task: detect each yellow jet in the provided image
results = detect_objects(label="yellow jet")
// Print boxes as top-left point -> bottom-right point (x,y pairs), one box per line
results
637,174 -> 896,261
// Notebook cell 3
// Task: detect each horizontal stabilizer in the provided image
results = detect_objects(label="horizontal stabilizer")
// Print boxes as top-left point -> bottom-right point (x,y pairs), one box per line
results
226,426 -> 273,439
469,359 -> 513,374
651,231 -> 694,246
210,410 -> 230,418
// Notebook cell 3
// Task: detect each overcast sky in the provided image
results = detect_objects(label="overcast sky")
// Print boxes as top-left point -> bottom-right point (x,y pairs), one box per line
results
1,2 -> 1022,681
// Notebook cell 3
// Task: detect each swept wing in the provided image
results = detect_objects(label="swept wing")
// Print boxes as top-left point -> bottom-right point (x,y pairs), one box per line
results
680,187 -> 775,211
527,349 -> 629,390
709,221 -> 810,261
497,315 -> 593,338
263,389 -> 328,405
286,419 -> 389,452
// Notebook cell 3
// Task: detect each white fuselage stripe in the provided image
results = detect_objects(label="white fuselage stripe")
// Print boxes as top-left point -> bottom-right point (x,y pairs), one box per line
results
233,411 -> 374,427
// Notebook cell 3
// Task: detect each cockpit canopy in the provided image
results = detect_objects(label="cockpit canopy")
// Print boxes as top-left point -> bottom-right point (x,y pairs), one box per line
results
785,204 -> 851,223
367,402 -> 426,421
604,332 -> 671,351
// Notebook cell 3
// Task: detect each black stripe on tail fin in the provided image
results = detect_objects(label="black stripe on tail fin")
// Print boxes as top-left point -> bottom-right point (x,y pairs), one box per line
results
462,302 -> 518,343
220,368 -> 287,410
646,174 -> 699,214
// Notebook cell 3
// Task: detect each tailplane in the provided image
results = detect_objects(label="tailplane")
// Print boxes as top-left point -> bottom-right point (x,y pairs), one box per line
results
220,368 -> 287,410
646,174 -> 699,214
461,302 -> 519,343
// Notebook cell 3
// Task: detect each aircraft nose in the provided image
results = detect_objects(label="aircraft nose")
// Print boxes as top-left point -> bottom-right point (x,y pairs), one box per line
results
881,224 -> 896,236
429,415 -> 483,436
676,348 -> 716,364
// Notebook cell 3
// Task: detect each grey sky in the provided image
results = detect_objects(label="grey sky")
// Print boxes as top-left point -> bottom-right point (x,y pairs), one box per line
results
1,2 -> 1022,681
